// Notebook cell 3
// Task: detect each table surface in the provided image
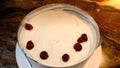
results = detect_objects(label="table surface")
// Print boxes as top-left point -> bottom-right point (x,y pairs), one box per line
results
0,0 -> 120,68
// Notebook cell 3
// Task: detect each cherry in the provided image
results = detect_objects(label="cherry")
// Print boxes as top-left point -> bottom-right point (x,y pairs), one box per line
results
73,43 -> 82,51
40,51 -> 49,60
26,40 -> 34,50
77,34 -> 88,43
25,23 -> 33,30
81,34 -> 88,42
62,54 -> 69,62
77,37 -> 82,43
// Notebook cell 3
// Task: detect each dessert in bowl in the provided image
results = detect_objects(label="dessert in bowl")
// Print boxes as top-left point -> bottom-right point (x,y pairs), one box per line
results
17,4 -> 100,67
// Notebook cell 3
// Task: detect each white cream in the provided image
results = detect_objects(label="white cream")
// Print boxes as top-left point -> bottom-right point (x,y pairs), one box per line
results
18,9 -> 98,67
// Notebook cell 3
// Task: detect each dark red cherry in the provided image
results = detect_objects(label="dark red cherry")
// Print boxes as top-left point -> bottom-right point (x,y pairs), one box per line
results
62,54 -> 69,62
81,34 -> 88,42
77,34 -> 88,43
73,43 -> 82,51
40,51 -> 49,60
26,40 -> 34,50
25,23 -> 33,30
77,37 -> 82,43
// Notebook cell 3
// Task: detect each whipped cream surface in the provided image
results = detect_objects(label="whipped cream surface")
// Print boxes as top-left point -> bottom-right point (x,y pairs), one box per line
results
18,9 -> 97,67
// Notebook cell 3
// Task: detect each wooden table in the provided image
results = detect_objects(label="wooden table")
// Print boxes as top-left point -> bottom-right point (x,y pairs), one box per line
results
0,0 -> 120,68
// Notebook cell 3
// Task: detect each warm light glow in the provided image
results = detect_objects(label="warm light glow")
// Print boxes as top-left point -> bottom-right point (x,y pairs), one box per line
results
85,0 -> 120,9
96,0 -> 120,9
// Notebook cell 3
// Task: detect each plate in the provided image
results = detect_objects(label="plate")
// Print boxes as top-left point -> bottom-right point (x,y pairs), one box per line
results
16,43 -> 102,68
